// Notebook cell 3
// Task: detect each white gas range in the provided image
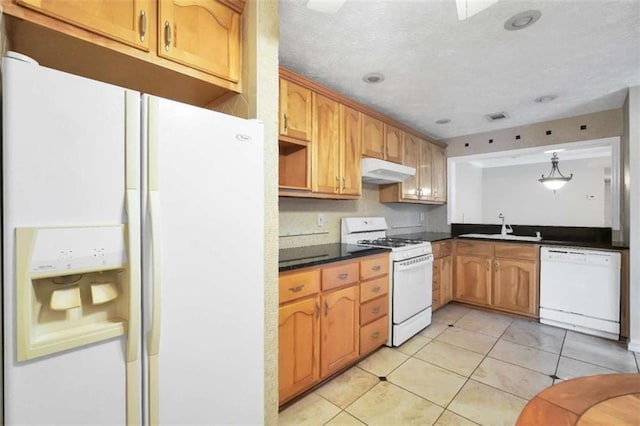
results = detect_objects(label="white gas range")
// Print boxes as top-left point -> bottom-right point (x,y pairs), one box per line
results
341,217 -> 433,346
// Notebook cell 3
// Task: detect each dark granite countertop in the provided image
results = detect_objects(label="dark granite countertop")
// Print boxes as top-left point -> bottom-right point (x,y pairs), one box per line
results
279,244 -> 389,272
280,232 -> 628,272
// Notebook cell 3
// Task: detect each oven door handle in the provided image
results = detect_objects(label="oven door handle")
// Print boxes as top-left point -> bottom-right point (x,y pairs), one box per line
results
394,254 -> 434,271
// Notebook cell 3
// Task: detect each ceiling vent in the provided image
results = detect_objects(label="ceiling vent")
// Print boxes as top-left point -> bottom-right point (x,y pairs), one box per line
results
485,112 -> 509,122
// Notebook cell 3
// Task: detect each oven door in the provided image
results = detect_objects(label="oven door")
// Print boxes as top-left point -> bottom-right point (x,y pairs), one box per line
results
392,254 -> 433,324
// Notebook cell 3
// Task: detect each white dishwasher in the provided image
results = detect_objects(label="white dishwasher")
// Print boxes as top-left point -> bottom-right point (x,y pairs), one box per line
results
540,246 -> 621,340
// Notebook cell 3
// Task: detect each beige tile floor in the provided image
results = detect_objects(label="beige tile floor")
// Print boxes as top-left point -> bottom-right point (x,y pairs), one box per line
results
279,303 -> 640,426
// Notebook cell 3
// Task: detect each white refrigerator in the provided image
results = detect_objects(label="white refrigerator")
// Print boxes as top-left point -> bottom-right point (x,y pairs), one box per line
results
2,54 -> 264,425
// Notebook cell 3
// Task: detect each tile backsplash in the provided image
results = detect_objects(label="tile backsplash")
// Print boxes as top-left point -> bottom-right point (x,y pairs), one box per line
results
279,184 -> 449,249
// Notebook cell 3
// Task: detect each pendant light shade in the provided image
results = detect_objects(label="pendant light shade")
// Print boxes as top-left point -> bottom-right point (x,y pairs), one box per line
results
539,152 -> 573,190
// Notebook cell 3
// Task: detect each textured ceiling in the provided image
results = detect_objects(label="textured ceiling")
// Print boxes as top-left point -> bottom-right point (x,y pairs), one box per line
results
279,0 -> 640,140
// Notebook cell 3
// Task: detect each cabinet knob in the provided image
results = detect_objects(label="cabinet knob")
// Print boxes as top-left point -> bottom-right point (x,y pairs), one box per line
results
164,21 -> 172,51
372,331 -> 380,339
283,113 -> 288,132
372,286 -> 381,293
371,307 -> 380,314
315,302 -> 320,319
324,300 -> 329,316
372,265 -> 381,271
139,10 -> 147,42
338,273 -> 349,280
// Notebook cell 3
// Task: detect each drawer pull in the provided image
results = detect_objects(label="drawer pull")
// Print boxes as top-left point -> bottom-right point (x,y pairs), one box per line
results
372,265 -> 381,271
283,113 -> 288,131
372,286 -> 381,293
371,307 -> 380,314
324,300 -> 329,316
315,302 -> 320,319
371,331 -> 380,339
338,273 -> 349,280
288,284 -> 305,293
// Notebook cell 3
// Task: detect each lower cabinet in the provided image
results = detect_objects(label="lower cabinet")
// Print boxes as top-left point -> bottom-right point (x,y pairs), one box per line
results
321,285 -> 359,377
492,257 -> 538,316
453,241 -> 539,317
432,241 -> 453,311
278,253 -> 389,405
278,296 -> 320,403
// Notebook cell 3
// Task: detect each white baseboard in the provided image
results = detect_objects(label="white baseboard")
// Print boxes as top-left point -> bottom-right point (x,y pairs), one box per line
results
628,340 -> 640,353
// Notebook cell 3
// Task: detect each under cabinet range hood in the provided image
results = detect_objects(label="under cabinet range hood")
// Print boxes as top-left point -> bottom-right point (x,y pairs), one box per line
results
361,158 -> 416,184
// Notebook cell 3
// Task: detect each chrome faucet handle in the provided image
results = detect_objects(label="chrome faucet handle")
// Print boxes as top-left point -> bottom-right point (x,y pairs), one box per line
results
505,224 -> 513,234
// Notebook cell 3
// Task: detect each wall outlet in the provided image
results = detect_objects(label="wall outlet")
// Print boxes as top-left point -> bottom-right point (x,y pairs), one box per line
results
317,213 -> 325,227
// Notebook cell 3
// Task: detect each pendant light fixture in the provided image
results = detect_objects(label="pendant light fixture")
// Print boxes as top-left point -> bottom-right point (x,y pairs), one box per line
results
539,152 -> 573,190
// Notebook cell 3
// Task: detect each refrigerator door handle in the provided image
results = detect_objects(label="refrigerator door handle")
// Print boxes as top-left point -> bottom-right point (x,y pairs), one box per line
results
148,190 -> 162,356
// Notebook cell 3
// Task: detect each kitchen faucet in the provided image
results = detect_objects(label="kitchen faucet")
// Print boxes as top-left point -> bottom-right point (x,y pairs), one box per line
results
498,213 -> 513,236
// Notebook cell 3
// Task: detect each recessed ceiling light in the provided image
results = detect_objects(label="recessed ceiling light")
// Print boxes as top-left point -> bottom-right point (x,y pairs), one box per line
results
535,95 -> 558,103
504,10 -> 542,31
435,118 -> 451,125
485,111 -> 509,122
363,72 -> 385,84
306,0 -> 345,14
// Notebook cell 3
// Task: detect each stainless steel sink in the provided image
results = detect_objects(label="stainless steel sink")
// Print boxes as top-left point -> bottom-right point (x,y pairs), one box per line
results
459,233 -> 542,242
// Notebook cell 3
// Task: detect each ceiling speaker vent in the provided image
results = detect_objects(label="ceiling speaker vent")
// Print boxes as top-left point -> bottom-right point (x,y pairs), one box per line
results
485,112 -> 510,121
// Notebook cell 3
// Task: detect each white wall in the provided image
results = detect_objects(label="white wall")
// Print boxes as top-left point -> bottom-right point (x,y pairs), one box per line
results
481,159 -> 606,226
452,162 -> 483,223
626,86 -> 640,352
279,184 -> 449,249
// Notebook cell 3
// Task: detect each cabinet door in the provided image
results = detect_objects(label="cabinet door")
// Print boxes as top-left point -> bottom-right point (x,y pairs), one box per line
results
455,255 -> 492,306
492,259 -> 538,316
158,0 -> 240,81
17,0 -> 151,50
339,105 -> 362,195
279,297 -> 320,403
419,141 -> 433,200
384,124 -> 402,163
440,255 -> 453,304
401,134 -> 420,200
312,94 -> 340,194
361,114 -> 385,159
432,146 -> 447,202
321,286 -> 360,377
279,79 -> 312,141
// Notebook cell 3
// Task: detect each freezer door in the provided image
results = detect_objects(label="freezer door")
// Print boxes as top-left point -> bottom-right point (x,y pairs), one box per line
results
2,57 -> 140,424
142,95 -> 265,425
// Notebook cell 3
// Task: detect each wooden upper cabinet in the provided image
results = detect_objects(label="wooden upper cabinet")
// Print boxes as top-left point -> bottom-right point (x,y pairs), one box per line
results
401,134 -> 420,200
492,259 -> 538,316
432,146 -> 446,202
157,0 -> 240,82
361,114 -> 385,159
321,285 -> 359,377
279,78 -> 313,141
312,94 -> 340,194
384,124 -> 402,163
419,141 -> 433,200
16,0 -> 151,50
339,105 -> 362,196
278,296 -> 320,404
455,255 -> 492,306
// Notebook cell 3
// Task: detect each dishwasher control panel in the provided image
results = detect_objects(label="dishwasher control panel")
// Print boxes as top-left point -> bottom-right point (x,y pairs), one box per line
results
540,247 -> 620,268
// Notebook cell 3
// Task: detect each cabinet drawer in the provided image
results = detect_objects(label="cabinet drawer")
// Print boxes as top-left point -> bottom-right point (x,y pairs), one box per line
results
279,269 -> 321,304
439,241 -> 453,257
456,240 -> 493,257
322,261 -> 359,291
494,243 -> 539,261
360,254 -> 389,280
360,295 -> 388,325
360,315 -> 389,354
360,275 -> 389,303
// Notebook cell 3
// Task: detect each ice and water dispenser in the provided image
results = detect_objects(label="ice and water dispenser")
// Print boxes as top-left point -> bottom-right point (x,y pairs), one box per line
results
16,226 -> 131,361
